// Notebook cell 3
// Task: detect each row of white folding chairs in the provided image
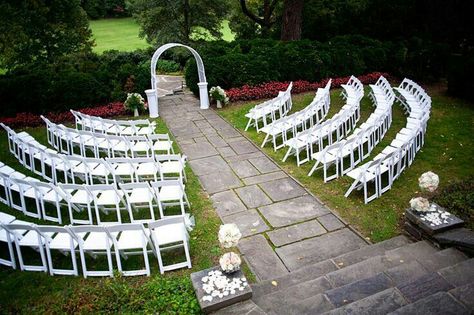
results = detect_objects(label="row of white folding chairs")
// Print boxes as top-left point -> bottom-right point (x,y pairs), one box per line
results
308,76 -> 395,181
260,79 -> 332,151
0,124 -> 186,185
0,168 -> 189,225
282,77 -> 364,166
0,214 -> 191,277
344,80 -> 431,203
394,78 -> 431,117
41,116 -> 174,158
341,75 -> 365,101
71,110 -> 156,136
245,82 -> 293,132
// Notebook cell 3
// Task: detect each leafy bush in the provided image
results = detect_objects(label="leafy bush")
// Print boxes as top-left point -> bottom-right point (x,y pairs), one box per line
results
157,59 -> 181,73
448,51 -> 474,102
433,177 -> 474,230
185,36 -> 449,96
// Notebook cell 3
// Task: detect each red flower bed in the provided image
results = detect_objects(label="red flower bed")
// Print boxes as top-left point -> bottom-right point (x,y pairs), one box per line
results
225,72 -> 390,102
0,102 -> 127,129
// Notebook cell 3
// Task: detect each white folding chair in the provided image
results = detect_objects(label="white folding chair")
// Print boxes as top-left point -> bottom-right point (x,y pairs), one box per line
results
148,217 -> 191,274
150,180 -> 189,217
120,182 -> 158,223
69,225 -> 115,278
87,184 -> 126,225
59,184 -> 94,225
106,223 -> 152,276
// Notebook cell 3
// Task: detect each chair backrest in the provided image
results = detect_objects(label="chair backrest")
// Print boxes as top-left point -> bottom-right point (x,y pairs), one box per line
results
148,216 -> 185,230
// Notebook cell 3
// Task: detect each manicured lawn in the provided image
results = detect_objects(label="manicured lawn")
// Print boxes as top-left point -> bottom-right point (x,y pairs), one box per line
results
0,118 -> 253,313
90,18 -> 150,53
218,84 -> 474,242
90,18 -> 235,53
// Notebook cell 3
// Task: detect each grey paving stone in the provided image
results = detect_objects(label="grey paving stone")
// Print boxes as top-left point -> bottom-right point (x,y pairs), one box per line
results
385,260 -> 429,285
235,185 -> 272,209
276,228 -> 367,271
255,276 -> 332,313
222,209 -> 269,238
251,260 -> 338,298
211,190 -> 247,218
243,171 -> 288,185
318,213 -> 345,231
188,155 -> 230,176
229,160 -> 260,178
418,248 -> 467,272
225,152 -> 265,163
248,156 -> 280,173
333,235 -> 411,268
216,146 -> 237,158
193,136 -> 208,143
207,135 -> 228,148
218,128 -> 242,139
259,195 -> 330,228
199,171 -> 242,194
238,234 -> 288,281
326,273 -> 393,307
385,241 -> 439,263
397,272 -> 454,302
449,282 -> 474,310
438,259 -> 474,287
228,140 -> 259,155
389,291 -> 470,315
267,219 -> 327,247
325,288 -> 407,315
169,123 -> 201,137
326,256 -> 400,287
224,136 -> 247,143
214,300 -> 266,315
181,142 -> 219,160
259,178 -> 307,202
275,293 -> 334,315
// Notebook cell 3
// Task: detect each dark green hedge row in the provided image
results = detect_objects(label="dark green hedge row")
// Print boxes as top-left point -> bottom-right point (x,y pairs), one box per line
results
0,49 -> 181,117
185,36 -> 450,95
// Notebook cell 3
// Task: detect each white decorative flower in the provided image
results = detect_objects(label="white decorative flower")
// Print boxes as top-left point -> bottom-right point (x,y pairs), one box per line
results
409,197 -> 431,212
418,171 -> 439,192
218,224 -> 242,248
209,86 -> 229,104
219,252 -> 242,273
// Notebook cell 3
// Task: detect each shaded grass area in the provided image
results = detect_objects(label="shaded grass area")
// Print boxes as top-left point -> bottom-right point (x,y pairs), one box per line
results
90,18 -> 150,53
0,117 -> 254,313
218,85 -> 474,242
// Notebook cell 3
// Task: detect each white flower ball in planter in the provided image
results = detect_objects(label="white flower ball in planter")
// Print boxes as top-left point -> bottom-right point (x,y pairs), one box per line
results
218,223 -> 242,248
418,171 -> 439,192
219,252 -> 242,274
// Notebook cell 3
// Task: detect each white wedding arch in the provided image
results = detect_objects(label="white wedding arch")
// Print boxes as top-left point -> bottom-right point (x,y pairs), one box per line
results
145,43 -> 209,118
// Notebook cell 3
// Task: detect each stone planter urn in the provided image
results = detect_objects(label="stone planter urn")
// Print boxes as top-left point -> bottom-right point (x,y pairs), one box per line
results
133,108 -> 139,117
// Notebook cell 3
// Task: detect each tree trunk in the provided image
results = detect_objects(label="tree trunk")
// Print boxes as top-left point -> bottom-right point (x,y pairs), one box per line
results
281,0 -> 304,41
240,0 -> 278,38
183,0 -> 191,43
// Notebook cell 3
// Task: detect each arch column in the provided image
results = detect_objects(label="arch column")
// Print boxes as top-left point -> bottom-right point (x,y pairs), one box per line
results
146,43 -> 209,117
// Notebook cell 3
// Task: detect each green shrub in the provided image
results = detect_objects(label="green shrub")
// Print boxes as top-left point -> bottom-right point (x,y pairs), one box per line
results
448,51 -> 474,103
434,177 -> 474,230
157,59 -> 181,73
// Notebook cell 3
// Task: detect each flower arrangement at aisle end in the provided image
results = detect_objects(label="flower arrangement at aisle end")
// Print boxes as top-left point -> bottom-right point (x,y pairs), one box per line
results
218,223 -> 242,274
124,93 -> 146,117
409,171 -> 451,227
209,86 -> 229,109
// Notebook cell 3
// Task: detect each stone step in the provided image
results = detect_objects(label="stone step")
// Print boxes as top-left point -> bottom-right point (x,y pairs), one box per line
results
251,259 -> 337,299
254,276 -> 332,313
418,247 -> 467,272
212,300 -> 266,315
388,291 -> 470,315
332,235 -> 411,268
437,258 -> 474,287
449,282 -> 474,310
322,288 -> 407,315
270,293 -> 334,315
384,240 -> 440,263
397,272 -> 454,303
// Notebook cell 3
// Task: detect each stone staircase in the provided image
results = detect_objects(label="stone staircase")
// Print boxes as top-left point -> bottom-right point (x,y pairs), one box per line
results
218,236 -> 473,314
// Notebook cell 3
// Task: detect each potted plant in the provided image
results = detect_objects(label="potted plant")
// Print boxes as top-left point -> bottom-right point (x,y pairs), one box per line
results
124,92 -> 146,117
209,86 -> 229,109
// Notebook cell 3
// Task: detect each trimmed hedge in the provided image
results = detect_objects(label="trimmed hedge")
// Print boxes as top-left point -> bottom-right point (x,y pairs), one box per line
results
185,36 -> 449,95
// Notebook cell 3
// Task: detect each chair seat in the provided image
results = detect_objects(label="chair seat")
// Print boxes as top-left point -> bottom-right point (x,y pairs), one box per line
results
90,164 -> 110,177
153,141 -> 172,151
43,189 -> 63,203
160,161 -> 182,174
346,168 -> 376,181
136,163 -> 157,175
131,142 -> 150,152
49,233 -> 80,250
83,232 -> 114,251
159,185 -> 184,201
0,212 -> 15,224
70,190 -> 92,204
19,230 -> 53,247
129,188 -> 152,203
137,127 -> 154,135
152,223 -> 187,246
116,230 -> 150,249
113,164 -> 135,176
97,190 -> 124,206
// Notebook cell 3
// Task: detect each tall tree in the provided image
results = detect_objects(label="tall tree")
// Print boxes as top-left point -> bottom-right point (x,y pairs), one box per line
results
128,0 -> 229,45
280,0 -> 304,41
0,0 -> 93,69
239,0 -> 280,37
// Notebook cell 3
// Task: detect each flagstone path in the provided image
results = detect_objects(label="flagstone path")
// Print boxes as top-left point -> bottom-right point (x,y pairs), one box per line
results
159,92 -> 369,282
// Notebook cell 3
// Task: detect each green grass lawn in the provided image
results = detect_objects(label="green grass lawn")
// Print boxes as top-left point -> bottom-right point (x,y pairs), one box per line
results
90,18 -> 150,53
90,18 -> 235,53
218,85 -> 474,242
0,117 -> 253,313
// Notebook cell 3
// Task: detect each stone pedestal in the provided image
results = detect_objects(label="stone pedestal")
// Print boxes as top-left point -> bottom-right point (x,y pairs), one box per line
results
198,82 -> 210,110
145,88 -> 159,118
405,205 -> 464,236
191,266 -> 252,314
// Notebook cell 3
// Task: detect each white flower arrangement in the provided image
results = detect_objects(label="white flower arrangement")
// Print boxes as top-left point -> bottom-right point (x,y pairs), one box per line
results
124,92 -> 146,114
218,223 -> 242,248
409,197 -> 431,212
418,171 -> 439,192
201,270 -> 248,302
209,86 -> 229,104
219,252 -> 242,273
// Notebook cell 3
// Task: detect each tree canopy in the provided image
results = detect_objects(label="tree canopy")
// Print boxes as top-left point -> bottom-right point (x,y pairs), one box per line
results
0,0 -> 93,70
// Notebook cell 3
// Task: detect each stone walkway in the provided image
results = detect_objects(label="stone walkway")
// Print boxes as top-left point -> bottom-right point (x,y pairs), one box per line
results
159,92 -> 368,282
156,75 -> 184,97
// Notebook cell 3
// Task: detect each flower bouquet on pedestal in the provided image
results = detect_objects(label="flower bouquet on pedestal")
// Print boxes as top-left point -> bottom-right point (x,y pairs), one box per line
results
124,92 -> 146,116
209,86 -> 229,109
218,223 -> 242,274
